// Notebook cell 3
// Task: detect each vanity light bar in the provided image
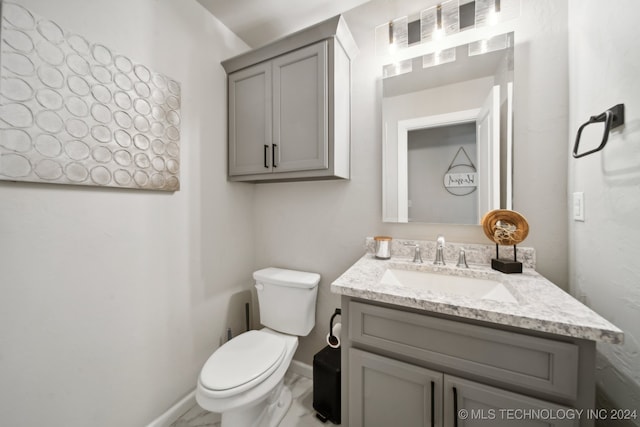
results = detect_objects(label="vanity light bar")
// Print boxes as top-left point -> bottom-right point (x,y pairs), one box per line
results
376,0 -> 519,60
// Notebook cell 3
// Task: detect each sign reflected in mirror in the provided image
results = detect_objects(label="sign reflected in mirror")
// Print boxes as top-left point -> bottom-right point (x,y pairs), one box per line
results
382,32 -> 514,224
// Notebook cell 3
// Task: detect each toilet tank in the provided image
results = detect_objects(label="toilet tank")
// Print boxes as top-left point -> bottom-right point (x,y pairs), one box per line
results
253,267 -> 321,336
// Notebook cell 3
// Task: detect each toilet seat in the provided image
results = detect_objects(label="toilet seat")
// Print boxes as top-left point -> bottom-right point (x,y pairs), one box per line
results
199,330 -> 286,398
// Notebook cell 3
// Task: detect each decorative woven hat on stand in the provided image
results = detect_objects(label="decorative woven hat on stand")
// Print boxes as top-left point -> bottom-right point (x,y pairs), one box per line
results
481,209 -> 529,274
481,209 -> 529,246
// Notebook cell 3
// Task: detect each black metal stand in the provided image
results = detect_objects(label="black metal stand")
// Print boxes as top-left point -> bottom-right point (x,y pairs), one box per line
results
491,244 -> 522,274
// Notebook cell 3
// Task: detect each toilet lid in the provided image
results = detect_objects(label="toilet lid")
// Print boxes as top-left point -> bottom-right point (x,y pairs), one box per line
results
200,330 -> 286,393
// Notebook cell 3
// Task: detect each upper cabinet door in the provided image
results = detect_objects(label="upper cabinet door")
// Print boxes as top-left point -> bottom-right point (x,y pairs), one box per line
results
272,42 -> 328,172
228,62 -> 272,175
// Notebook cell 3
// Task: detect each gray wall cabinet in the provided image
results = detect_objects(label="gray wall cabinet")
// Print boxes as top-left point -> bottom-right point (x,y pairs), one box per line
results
342,298 -> 595,427
223,16 -> 357,182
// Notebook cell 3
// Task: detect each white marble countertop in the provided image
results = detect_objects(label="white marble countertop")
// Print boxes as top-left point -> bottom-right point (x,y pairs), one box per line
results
331,253 -> 623,344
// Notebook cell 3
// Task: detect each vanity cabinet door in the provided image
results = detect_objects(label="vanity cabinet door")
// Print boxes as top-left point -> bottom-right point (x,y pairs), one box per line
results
444,375 -> 578,427
272,41 -> 328,172
349,348 -> 443,427
228,62 -> 273,176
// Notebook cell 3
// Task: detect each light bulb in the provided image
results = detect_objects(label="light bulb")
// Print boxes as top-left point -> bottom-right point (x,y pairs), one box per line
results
487,9 -> 499,26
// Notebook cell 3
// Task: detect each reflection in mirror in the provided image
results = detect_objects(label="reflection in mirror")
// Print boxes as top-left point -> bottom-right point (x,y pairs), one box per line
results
382,32 -> 514,224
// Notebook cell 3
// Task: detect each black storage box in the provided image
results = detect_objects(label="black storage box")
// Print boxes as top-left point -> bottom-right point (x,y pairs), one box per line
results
313,345 -> 341,424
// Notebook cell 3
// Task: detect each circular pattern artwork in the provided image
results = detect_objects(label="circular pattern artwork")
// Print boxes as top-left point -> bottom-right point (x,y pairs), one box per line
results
36,88 -> 64,110
37,65 -> 64,88
0,129 -> 32,152
67,53 -> 90,75
67,34 -> 90,56
65,140 -> 90,160
3,3 -> 36,30
34,158 -> 63,180
0,3 -> 181,191
35,134 -> 62,157
37,20 -> 64,44
4,52 -> 35,76
65,96 -> 89,117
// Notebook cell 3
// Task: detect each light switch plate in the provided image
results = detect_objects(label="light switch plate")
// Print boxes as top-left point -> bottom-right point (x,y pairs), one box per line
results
573,192 -> 585,221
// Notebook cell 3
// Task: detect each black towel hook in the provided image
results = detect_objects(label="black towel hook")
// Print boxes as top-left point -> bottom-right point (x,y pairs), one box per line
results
573,104 -> 625,159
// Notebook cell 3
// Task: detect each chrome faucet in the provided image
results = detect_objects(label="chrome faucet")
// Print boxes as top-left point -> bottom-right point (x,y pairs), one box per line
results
433,235 -> 446,265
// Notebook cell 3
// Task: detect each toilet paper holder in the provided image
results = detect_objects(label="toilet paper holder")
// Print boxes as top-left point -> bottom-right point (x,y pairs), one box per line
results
327,308 -> 341,347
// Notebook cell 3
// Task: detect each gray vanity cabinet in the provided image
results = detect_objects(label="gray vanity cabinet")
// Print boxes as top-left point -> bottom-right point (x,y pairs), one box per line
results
349,348 -> 577,427
223,16 -> 356,182
343,298 -> 595,427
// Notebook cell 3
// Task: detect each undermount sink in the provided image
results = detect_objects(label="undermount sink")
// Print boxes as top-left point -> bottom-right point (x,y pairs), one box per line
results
380,268 -> 519,304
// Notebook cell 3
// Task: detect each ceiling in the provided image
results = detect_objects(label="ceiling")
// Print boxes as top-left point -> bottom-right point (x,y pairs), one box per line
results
196,0 -> 372,48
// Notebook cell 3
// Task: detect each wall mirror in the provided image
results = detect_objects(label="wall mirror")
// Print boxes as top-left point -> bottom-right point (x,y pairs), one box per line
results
382,31 -> 514,224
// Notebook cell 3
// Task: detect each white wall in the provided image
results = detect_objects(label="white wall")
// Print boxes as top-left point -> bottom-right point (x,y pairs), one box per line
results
568,0 -> 640,421
253,0 -> 570,365
0,1 -> 254,426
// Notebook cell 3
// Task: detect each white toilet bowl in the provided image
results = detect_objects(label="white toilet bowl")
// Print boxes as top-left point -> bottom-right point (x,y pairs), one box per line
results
196,267 -> 320,427
196,328 -> 298,427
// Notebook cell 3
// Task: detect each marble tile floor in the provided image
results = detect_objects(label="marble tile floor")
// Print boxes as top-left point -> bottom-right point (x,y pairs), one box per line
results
170,372 -> 330,427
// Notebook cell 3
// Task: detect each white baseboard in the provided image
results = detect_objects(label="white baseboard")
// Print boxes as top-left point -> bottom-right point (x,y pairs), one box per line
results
146,362 -> 313,427
146,390 -> 196,427
288,359 -> 313,379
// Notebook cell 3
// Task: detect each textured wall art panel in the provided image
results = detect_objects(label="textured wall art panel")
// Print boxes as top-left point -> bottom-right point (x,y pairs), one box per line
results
0,2 -> 181,191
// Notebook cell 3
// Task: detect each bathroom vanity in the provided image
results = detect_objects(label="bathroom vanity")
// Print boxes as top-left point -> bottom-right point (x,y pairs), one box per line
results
222,16 -> 357,182
331,239 -> 623,427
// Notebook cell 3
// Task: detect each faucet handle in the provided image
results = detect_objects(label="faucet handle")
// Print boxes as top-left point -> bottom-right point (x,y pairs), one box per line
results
403,242 -> 423,263
456,248 -> 469,268
413,246 -> 423,263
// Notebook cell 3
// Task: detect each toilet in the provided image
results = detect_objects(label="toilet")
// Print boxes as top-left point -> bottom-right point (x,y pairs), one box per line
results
196,267 -> 321,427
